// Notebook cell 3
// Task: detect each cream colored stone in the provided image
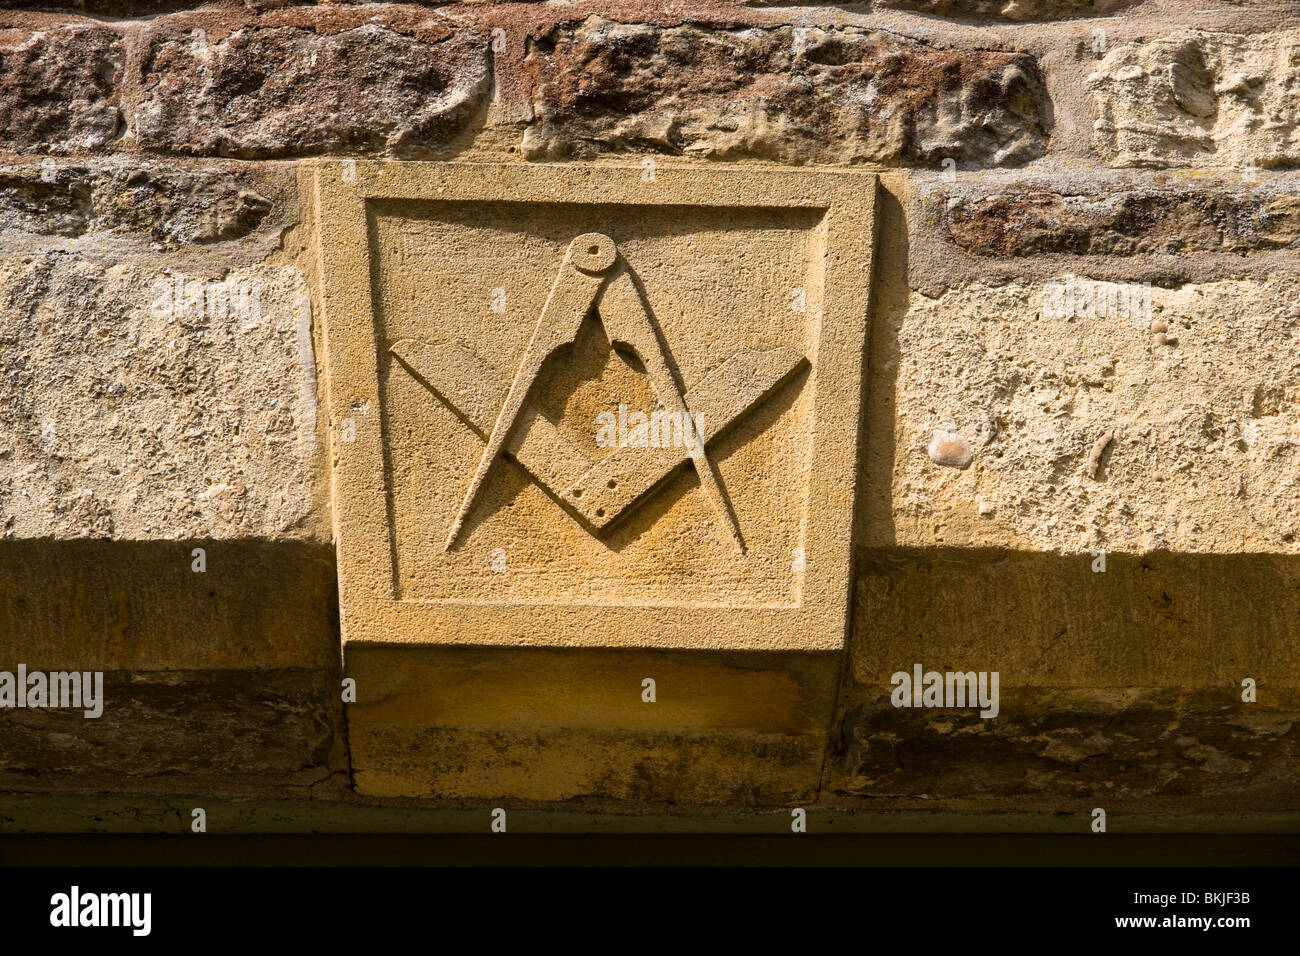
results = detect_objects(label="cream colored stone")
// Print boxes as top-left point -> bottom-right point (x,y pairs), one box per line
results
1089,32 -> 1300,169
0,257 -> 319,540
887,275 -> 1300,554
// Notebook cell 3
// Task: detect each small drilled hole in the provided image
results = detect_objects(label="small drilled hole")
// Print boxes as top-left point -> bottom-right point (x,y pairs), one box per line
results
595,508 -> 605,518
572,489 -> 582,498
588,245 -> 599,255
607,479 -> 617,489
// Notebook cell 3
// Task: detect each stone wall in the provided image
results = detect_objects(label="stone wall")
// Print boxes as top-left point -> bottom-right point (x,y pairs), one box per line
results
1,0 -> 1296,827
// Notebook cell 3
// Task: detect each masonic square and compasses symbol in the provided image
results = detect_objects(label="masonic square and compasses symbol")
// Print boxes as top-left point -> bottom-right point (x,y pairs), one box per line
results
389,232 -> 808,555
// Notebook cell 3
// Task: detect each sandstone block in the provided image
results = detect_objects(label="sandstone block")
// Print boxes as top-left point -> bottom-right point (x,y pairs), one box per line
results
0,159 -> 282,245
1090,32 -> 1300,169
933,177 -> 1300,257
0,254 -> 318,541
828,548 -> 1300,811
134,9 -> 489,158
0,23 -> 122,154
523,19 -> 1050,167
880,275 -> 1300,554
349,647 -> 837,804
0,539 -> 341,792
875,0 -> 1135,19
307,160 -> 876,802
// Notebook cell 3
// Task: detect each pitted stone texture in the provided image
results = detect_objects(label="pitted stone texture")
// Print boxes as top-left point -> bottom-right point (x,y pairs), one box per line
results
886,276 -> 1300,554
0,259 -> 318,540
134,8 -> 489,158
0,0 -> 193,12
875,0 -> 1135,19
0,160 -> 280,245
523,19 -> 1050,167
1089,32 -> 1300,169
0,23 -> 122,154
932,179 -> 1300,257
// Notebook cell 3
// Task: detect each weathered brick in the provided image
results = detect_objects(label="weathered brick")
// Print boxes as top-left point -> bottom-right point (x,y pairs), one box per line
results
933,180 -> 1300,257
133,8 -> 489,158
523,19 -> 1051,167
0,23 -> 122,154
874,0 -> 1135,19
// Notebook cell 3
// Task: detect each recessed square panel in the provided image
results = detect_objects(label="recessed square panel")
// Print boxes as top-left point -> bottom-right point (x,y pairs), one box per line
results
309,162 -> 876,653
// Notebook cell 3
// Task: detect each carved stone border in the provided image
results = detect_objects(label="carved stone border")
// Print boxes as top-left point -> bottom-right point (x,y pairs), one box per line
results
305,161 -> 878,653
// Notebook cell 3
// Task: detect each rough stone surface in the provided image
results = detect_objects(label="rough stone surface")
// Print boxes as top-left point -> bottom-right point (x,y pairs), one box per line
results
886,276 -> 1300,554
875,0 -> 1135,19
0,0 -> 195,13
933,179 -> 1300,257
0,24 -> 122,154
134,9 -> 490,158
0,160 -> 282,245
1090,31 -> 1300,169
0,538 -> 342,792
0,669 -> 337,786
0,1 -> 1296,826
523,19 -> 1050,166
833,687 -> 1299,809
0,257 -> 318,540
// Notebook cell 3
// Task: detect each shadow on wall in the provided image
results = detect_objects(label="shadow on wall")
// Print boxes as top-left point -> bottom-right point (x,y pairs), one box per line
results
832,546 -> 1300,813
857,180 -> 907,550
0,540 -> 343,794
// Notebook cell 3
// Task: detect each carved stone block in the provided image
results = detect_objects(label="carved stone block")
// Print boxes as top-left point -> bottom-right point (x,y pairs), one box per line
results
306,162 -> 877,802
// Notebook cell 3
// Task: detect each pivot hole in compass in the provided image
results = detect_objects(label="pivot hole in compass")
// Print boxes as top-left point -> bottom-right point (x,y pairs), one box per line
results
570,232 -> 617,274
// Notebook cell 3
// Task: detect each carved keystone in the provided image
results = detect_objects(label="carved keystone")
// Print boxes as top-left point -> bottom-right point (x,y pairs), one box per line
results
307,161 -> 877,802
